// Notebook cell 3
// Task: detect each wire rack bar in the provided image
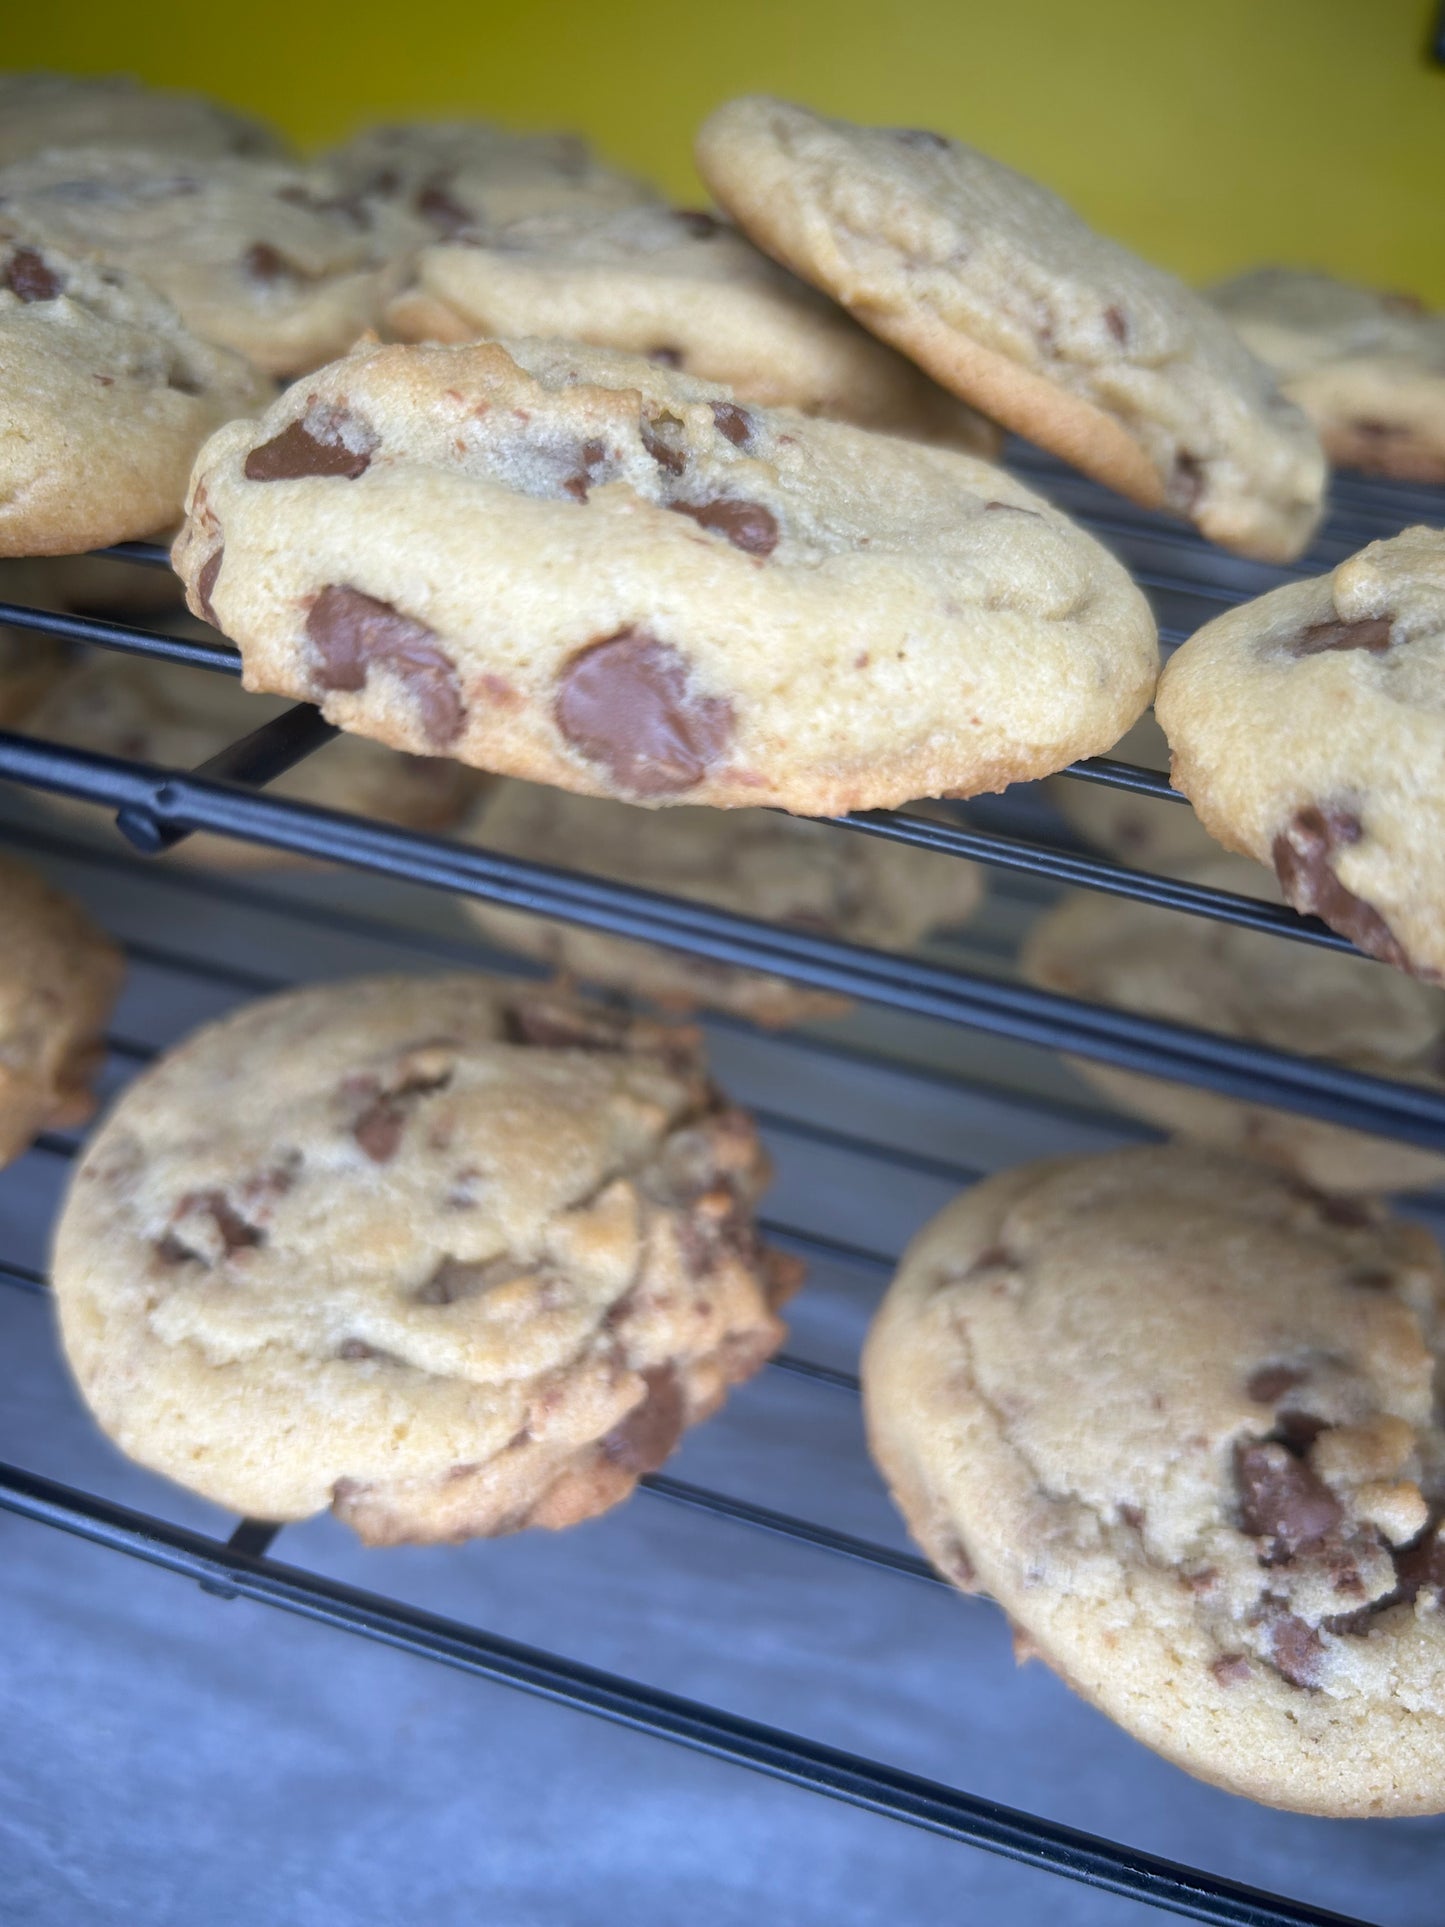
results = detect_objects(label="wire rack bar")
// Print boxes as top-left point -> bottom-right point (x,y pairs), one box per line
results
2,731 -> 1441,1149
0,1461 -> 1371,1927
116,702 -> 338,853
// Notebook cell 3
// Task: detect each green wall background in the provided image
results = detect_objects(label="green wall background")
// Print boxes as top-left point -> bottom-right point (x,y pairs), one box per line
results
20,0 -> 1445,299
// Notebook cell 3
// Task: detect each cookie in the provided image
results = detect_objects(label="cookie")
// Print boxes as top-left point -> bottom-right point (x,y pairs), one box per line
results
386,201 -> 999,455
1211,268 -> 1445,485
0,72 -> 285,166
1022,857 -> 1445,1193
862,1145 -> 1445,1817
0,225 -> 270,555
172,336 -> 1158,815
0,853 -> 123,1167
461,779 -> 984,1025
328,118 -> 655,247
23,649 -> 482,866
696,97 -> 1326,562
0,147 -> 413,377
52,975 -> 796,1541
1155,527 -> 1445,981
1044,712 -> 1229,872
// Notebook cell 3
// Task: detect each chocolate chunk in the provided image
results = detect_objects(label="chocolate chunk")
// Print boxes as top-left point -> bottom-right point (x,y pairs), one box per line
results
502,999 -> 629,1052
670,497 -> 779,556
1266,1613 -> 1325,1688
554,629 -> 733,795
338,1337 -> 381,1359
305,585 -> 464,746
351,1063 -> 452,1163
242,241 -> 301,284
1234,1438 -> 1342,1556
167,369 -> 202,396
711,401 -> 753,447
1395,1526 -> 1445,1601
640,410 -> 687,474
562,437 -> 607,502
676,209 -> 722,239
164,1188 -> 265,1262
274,182 -> 371,229
1119,1503 -> 1145,1530
1292,614 -> 1393,657
1246,1363 -> 1308,1404
1104,304 -> 1129,345
244,409 -> 377,482
3,245 -> 62,302
601,1365 -> 686,1474
1171,451 -> 1205,509
196,546 -> 224,627
895,128 -> 951,149
1272,1410 -> 1329,1456
647,346 -> 684,368
1210,1654 -> 1252,1686
1272,806 -> 1409,970
415,174 -> 474,236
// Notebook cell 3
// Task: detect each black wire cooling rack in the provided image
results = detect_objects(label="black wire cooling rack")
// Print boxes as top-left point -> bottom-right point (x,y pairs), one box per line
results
1,448 -> 1442,1927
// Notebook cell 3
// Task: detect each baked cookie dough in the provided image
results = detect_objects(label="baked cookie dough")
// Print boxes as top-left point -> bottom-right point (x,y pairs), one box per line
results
1022,857 -> 1445,1193
0,72 -> 285,166
24,649 -> 482,866
386,200 -> 999,454
863,1145 -> 1445,1816
0,853 -> 123,1166
172,336 -> 1158,814
461,779 -> 983,1025
0,147 -> 413,377
0,225 -> 270,555
53,975 -> 797,1541
1156,526 -> 1445,980
697,97 -> 1325,561
1211,268 -> 1445,485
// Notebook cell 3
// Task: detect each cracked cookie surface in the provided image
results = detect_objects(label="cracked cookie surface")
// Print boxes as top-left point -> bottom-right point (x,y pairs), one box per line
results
0,146 -> 413,377
1212,268 -> 1445,485
172,334 -> 1157,814
52,974 -> 795,1541
1022,857 -> 1445,1194
697,96 -> 1325,561
386,200 -> 998,454
461,779 -> 983,1025
862,1145 -> 1445,1816
0,853 -> 123,1168
0,225 -> 270,554
1156,526 -> 1445,981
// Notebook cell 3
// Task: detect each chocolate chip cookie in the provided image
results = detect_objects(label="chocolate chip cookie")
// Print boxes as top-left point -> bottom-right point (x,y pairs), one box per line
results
52,975 -> 795,1541
1044,712 -> 1225,872
0,71 -> 286,166
387,201 -> 999,454
1022,857 -> 1445,1193
25,649 -> 482,866
863,1145 -> 1445,1816
0,853 -> 123,1167
1212,268 -> 1445,485
697,97 -> 1325,561
0,147 -> 412,377
0,226 -> 270,555
461,779 -> 983,1025
327,118 -> 656,248
172,336 -> 1158,814
1156,527 -> 1445,981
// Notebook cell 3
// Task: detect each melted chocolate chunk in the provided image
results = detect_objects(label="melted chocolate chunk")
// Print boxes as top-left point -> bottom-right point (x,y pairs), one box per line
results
1171,451 -> 1205,509
710,401 -> 753,447
162,1188 -> 265,1262
415,174 -> 474,236
3,245 -> 62,302
554,629 -> 733,795
1104,304 -> 1129,345
1272,806 -> 1409,970
1291,615 -> 1393,657
670,497 -> 779,556
1234,1438 -> 1342,1557
1246,1363 -> 1309,1404
640,410 -> 687,474
1272,1410 -> 1329,1456
1210,1654 -> 1252,1686
647,346 -> 684,368
351,1064 -> 452,1164
601,1365 -> 686,1474
1266,1613 -> 1324,1688
305,585 -> 465,746
562,437 -> 607,502
676,209 -> 723,239
196,546 -> 224,627
244,409 -> 377,482
274,182 -> 371,229
242,240 -> 302,285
